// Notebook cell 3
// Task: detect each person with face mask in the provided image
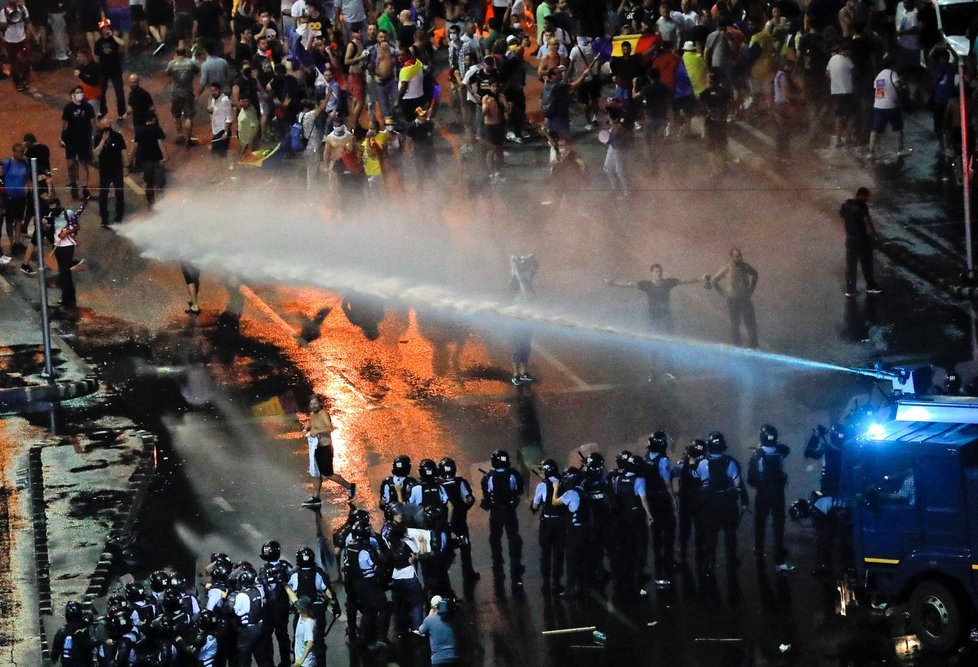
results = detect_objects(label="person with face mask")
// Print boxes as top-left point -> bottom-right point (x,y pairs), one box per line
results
60,85 -> 97,201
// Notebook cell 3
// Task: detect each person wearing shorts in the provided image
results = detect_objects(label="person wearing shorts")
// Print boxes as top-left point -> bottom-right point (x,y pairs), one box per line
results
61,86 -> 97,199
482,79 -> 507,183
180,260 -> 200,313
302,395 -> 356,506
868,59 -> 908,159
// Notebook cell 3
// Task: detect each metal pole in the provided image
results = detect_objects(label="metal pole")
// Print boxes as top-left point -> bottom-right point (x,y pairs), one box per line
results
959,58 -> 973,272
30,158 -> 55,381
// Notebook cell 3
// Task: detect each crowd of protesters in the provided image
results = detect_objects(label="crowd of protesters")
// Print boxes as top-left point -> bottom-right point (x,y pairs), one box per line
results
0,0 -> 976,308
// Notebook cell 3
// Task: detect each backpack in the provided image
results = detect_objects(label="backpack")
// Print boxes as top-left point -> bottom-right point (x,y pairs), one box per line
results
287,113 -> 309,152
747,448 -> 785,488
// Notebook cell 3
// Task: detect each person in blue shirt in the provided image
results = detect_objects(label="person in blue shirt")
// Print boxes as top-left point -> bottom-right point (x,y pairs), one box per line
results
1,141 -> 30,261
417,596 -> 458,666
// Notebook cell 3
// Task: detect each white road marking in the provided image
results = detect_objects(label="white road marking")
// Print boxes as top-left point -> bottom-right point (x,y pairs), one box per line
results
532,342 -> 590,389
240,522 -> 262,539
213,496 -> 234,512
124,175 -> 145,196
239,285 -> 299,333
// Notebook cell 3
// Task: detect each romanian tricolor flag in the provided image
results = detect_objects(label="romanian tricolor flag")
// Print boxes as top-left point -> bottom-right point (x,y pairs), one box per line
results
611,33 -> 658,57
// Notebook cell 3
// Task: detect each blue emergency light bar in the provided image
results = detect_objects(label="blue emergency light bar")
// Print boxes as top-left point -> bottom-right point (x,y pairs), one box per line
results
893,397 -> 978,424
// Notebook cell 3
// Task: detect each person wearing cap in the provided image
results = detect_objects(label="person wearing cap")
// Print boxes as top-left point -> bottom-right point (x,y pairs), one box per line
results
294,596 -> 318,666
416,596 -> 458,666
405,105 -> 435,180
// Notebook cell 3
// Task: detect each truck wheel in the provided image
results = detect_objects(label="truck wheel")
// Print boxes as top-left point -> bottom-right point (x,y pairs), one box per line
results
909,581 -> 961,653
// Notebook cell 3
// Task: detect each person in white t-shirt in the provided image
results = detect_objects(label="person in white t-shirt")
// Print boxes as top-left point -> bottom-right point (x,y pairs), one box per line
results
868,56 -> 910,159
895,0 -> 922,97
826,41 -> 855,148
294,597 -> 318,666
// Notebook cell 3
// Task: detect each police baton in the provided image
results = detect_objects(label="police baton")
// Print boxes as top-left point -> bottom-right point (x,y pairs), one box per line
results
530,468 -> 542,479
577,451 -> 588,464
478,468 -> 489,476
323,612 -> 340,639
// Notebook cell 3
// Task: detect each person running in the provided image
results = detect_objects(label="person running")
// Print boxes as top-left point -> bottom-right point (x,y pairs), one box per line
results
302,394 -> 356,506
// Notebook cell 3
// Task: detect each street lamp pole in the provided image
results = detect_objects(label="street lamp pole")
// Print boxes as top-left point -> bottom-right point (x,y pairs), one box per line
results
30,157 -> 56,381
959,56 -> 973,272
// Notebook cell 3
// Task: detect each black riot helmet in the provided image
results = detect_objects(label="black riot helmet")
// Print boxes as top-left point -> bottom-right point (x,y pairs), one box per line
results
625,452 -> 645,474
260,540 -> 282,562
383,502 -> 404,522
237,569 -> 257,588
124,582 -> 146,602
108,609 -> 133,635
167,574 -> 187,592
584,452 -> 604,474
161,589 -> 182,614
615,450 -> 633,470
422,504 -> 447,528
789,498 -> 812,521
150,570 -> 170,593
392,455 -> 412,476
210,552 -> 232,569
295,547 -> 316,568
210,563 -> 230,583
64,600 -> 86,623
560,466 -> 583,489
828,424 -> 847,446
418,458 -> 438,482
647,431 -> 668,454
351,522 -> 372,542
491,449 -> 510,468
107,594 -> 128,611
439,457 -> 457,477
706,431 -> 727,454
196,609 -> 217,634
759,424 -> 778,446
539,458 -> 559,478
353,509 -> 371,525
686,439 -> 707,458
945,371 -> 962,395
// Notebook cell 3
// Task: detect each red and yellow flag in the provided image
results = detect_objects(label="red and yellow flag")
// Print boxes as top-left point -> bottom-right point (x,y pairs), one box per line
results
611,33 -> 659,57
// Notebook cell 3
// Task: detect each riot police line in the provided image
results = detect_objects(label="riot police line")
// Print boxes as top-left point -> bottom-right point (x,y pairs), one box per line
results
51,424 -> 850,666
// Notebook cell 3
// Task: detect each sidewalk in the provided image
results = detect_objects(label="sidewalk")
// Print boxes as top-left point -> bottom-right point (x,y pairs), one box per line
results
727,106 -> 974,299
0,275 -> 99,407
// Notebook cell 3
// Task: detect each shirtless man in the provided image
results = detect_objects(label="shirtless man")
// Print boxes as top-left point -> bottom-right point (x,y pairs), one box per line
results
302,394 -> 356,506
344,24 -> 369,128
323,121 -> 359,189
481,79 -> 509,183
369,29 -> 398,122
537,37 -> 564,80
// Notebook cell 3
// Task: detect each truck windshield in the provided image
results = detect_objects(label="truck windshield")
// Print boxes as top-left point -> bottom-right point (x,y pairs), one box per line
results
861,454 -> 916,506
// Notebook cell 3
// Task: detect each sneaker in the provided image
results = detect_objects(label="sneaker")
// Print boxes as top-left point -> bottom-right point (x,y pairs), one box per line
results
348,482 -> 357,500
20,264 -> 36,275
506,131 -> 517,142
301,496 -> 322,506
69,184 -> 80,200
896,148 -> 913,157
634,122 -> 642,131
494,172 -> 506,183
654,579 -> 671,588
511,375 -> 523,386
775,562 -> 796,573
512,135 -> 524,144
153,41 -> 167,56
0,255 -> 11,265
845,290 -> 859,297
865,286 -> 883,294
518,373 -> 535,383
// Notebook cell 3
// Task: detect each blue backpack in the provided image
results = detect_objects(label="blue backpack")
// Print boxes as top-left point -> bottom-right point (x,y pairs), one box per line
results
286,114 -> 309,152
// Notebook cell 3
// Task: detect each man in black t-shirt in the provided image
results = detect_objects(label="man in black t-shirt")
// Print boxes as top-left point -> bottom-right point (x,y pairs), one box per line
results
125,73 -> 155,126
192,0 -> 222,44
405,106 -> 435,180
94,19 -> 125,117
839,187 -> 881,297
61,86 -> 97,199
93,116 -> 126,226
700,72 -> 730,171
130,113 -> 167,208
607,264 -> 703,333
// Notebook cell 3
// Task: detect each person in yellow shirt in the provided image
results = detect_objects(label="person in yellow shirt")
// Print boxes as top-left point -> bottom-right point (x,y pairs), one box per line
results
748,19 -> 777,110
682,40 -> 708,99
361,119 -> 388,192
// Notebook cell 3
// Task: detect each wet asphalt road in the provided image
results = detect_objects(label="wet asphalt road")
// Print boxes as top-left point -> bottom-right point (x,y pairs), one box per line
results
4,54 -> 978,666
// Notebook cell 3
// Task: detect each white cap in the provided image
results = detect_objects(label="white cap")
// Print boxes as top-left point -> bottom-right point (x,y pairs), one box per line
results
682,40 -> 696,51
430,595 -> 443,609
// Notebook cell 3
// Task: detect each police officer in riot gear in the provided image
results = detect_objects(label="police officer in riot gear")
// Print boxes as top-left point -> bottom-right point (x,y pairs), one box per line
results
201,562 -> 234,667
747,424 -> 793,569
379,455 -> 418,508
231,568 -> 268,666
439,456 -> 480,582
52,601 -> 93,666
695,432 -> 749,578
95,608 -> 139,666
530,459 -> 567,592
673,439 -> 706,570
149,569 -> 171,606
160,588 -> 196,664
581,452 -> 615,586
550,466 -> 587,597
480,449 -> 526,586
645,432 -> 677,586
258,540 -> 293,666
167,573 -> 201,620
805,423 -> 846,496
287,546 -> 341,666
189,609 -> 220,667
408,458 -> 450,526
611,451 -> 655,595
125,582 -> 157,629
343,522 -> 393,652
381,501 -> 406,544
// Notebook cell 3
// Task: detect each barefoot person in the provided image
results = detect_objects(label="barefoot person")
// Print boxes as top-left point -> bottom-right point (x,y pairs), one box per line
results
302,394 -> 356,506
